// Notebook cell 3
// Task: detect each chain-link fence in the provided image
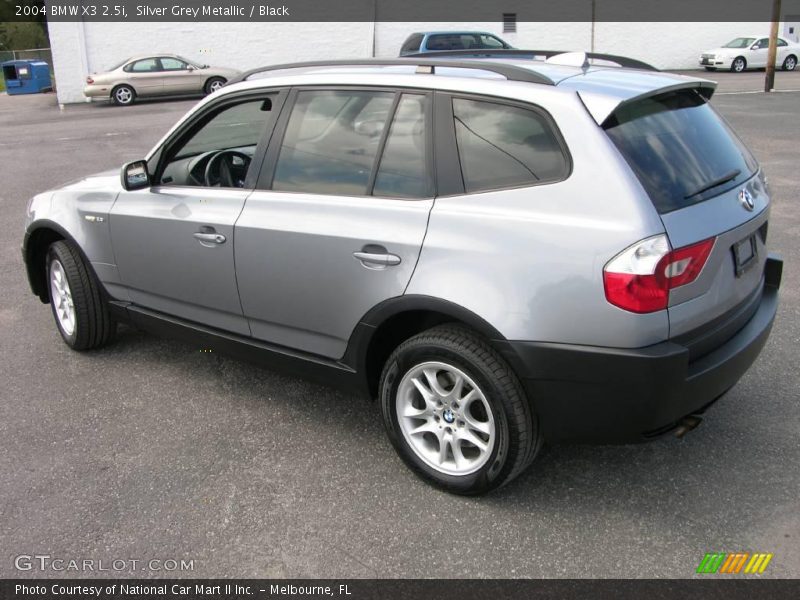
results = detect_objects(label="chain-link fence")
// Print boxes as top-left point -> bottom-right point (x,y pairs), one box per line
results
0,48 -> 53,64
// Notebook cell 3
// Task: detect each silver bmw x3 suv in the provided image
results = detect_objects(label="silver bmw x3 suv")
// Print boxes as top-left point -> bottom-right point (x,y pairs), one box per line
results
23,52 -> 782,494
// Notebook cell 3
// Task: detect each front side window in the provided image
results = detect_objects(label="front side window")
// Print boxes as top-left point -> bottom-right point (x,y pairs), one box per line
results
160,57 -> 187,71
452,97 -> 569,193
478,34 -> 507,49
160,97 -> 276,188
272,90 -> 395,196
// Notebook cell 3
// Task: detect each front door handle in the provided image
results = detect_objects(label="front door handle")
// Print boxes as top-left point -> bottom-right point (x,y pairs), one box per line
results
353,250 -> 402,267
193,232 -> 226,245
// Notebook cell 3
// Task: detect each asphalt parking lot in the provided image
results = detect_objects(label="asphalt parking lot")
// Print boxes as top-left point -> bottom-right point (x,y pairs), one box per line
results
1,68 -> 798,579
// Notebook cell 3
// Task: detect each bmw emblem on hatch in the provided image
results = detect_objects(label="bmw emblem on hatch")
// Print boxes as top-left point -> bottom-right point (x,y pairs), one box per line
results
739,188 -> 755,211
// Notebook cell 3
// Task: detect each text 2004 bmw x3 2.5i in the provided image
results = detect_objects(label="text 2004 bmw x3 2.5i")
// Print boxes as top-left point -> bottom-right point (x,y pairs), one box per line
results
23,52 -> 782,494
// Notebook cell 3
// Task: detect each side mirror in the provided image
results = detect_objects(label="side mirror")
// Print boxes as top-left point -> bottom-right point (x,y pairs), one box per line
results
187,65 -> 195,71
121,160 -> 150,191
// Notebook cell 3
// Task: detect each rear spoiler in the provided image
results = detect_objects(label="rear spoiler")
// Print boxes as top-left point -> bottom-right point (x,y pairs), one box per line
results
580,80 -> 717,127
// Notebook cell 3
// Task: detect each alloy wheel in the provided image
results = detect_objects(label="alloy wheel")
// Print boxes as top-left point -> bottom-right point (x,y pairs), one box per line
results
50,259 -> 76,336
396,361 -> 496,476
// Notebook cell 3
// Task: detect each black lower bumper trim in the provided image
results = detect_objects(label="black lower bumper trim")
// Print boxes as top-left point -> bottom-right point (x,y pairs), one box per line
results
502,255 -> 782,443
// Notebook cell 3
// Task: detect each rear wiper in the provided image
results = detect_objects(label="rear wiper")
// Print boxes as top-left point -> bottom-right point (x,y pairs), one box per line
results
684,169 -> 741,200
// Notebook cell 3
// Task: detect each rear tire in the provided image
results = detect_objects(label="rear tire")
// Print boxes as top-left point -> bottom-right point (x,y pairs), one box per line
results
111,84 -> 135,106
731,57 -> 747,72
47,240 -> 116,350
204,77 -> 226,95
783,55 -> 797,71
379,324 -> 540,495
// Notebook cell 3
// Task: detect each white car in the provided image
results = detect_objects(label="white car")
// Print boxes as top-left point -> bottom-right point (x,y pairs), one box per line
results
700,36 -> 799,72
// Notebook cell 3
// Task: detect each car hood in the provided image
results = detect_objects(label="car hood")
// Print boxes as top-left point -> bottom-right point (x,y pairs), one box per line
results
54,168 -> 120,192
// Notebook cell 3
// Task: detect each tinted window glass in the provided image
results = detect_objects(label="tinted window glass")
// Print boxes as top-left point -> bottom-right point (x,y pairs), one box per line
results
272,90 -> 394,196
604,91 -> 758,214
401,34 -> 424,54
428,34 -> 463,50
374,94 -> 430,198
777,38 -> 788,47
161,98 -> 275,187
478,34 -> 506,48
453,98 -> 568,193
131,58 -> 159,72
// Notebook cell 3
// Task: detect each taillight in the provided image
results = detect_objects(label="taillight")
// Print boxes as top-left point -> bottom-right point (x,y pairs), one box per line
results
86,76 -> 94,84
603,234 -> 715,313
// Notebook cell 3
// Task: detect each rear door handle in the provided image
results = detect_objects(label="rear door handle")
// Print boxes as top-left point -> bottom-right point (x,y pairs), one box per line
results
353,251 -> 402,267
193,232 -> 226,245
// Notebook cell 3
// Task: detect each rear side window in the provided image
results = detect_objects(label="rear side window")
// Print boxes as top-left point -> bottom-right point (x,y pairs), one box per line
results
373,94 -> 430,198
272,90 -> 395,196
452,98 -> 569,193
129,58 -> 159,72
401,34 -> 423,54
604,91 -> 758,214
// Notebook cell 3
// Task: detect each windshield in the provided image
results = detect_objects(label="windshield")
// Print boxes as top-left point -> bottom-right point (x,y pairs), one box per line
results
723,38 -> 756,48
604,90 -> 758,214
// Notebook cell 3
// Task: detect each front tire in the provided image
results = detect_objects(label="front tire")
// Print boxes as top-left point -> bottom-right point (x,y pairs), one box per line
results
204,77 -> 226,95
47,240 -> 116,350
783,55 -> 797,71
112,84 -> 135,106
379,325 -> 540,495
731,57 -> 747,72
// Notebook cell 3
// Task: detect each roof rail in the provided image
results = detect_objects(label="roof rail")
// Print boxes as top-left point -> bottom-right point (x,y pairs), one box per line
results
404,49 -> 659,72
228,58 -> 556,86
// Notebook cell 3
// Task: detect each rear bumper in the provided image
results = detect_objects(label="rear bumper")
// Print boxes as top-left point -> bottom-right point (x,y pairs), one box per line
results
504,255 -> 782,443
83,84 -> 112,98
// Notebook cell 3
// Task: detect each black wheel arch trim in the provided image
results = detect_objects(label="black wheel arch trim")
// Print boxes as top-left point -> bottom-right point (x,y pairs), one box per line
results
340,295 -> 523,397
23,220 -> 103,303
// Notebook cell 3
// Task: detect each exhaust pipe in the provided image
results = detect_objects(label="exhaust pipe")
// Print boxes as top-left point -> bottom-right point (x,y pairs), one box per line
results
674,415 -> 703,438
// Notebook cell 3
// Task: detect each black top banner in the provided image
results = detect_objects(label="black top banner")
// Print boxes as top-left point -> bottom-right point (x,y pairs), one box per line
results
4,0 -> 800,22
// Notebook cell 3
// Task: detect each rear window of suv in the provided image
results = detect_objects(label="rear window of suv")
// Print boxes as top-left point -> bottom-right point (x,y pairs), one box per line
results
604,90 -> 758,214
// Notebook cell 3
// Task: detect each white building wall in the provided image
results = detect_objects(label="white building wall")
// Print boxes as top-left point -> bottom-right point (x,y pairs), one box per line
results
48,21 -> 375,104
49,20 -> 778,104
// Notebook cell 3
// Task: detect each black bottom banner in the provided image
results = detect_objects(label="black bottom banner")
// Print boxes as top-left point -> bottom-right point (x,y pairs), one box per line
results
2,579 -> 800,600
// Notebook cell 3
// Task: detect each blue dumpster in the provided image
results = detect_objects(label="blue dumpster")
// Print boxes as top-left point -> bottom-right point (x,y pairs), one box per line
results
2,59 -> 52,95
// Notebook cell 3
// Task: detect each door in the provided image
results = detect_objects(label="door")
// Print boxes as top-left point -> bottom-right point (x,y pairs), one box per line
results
110,93 -> 284,335
159,57 -> 204,95
749,38 -> 770,67
235,88 -> 434,358
125,57 -> 164,96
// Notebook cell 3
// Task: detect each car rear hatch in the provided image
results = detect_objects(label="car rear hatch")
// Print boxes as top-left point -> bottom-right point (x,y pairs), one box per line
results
601,85 -> 770,351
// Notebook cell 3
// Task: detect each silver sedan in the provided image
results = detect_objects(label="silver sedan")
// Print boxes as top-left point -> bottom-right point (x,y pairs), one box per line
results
83,54 -> 241,105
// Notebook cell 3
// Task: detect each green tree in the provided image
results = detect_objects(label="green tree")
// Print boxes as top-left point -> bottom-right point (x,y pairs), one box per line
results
0,1 -> 48,50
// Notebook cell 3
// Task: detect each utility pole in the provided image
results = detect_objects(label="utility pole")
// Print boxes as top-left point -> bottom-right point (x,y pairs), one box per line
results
765,0 -> 782,92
